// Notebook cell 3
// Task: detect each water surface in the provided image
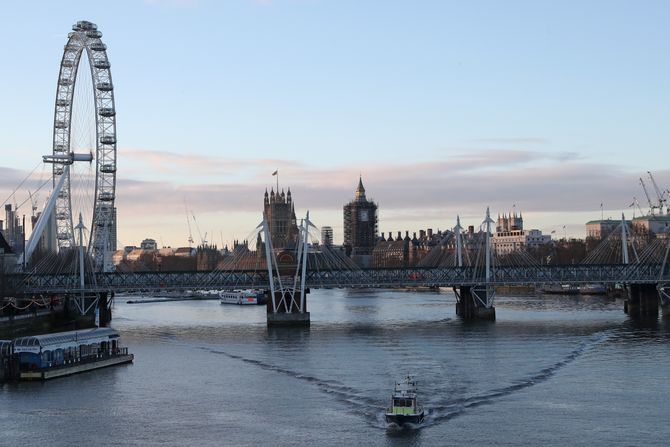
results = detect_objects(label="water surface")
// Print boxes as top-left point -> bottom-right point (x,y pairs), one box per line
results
2,290 -> 669,446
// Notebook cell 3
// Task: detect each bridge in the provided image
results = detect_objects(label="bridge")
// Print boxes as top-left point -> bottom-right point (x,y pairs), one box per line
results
10,264 -> 669,294
6,209 -> 670,326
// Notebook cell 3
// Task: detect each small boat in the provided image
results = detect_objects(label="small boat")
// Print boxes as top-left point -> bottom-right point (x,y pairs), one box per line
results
385,375 -> 425,426
219,289 -> 265,305
541,284 -> 579,295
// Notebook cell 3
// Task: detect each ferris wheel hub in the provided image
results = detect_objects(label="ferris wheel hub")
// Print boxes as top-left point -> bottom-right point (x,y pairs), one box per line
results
43,152 -> 94,165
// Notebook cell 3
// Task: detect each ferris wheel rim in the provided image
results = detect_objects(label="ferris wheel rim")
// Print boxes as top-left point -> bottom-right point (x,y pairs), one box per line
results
51,20 -> 117,271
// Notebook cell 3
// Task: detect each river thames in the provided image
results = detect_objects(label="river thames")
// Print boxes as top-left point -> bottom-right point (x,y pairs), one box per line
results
2,289 -> 669,446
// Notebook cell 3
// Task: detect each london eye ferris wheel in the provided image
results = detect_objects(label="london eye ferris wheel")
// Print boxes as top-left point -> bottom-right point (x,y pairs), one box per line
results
43,20 -> 117,272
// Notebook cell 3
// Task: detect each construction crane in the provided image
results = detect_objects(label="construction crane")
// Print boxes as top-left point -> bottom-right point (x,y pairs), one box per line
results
629,197 -> 645,217
28,191 -> 38,219
191,213 -> 206,246
184,199 -> 194,248
639,177 -> 658,215
647,171 -> 667,214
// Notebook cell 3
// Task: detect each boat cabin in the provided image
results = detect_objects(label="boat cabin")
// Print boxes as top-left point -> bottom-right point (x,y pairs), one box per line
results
393,397 -> 416,408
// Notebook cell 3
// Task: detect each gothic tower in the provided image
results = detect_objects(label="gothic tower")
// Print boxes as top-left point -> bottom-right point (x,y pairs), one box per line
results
264,187 -> 299,249
343,177 -> 378,257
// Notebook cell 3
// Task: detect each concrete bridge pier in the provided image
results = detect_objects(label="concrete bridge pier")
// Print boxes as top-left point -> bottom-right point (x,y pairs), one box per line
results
454,286 -> 496,321
658,286 -> 670,319
624,284 -> 659,318
98,292 -> 113,327
662,304 -> 670,319
266,289 -> 310,327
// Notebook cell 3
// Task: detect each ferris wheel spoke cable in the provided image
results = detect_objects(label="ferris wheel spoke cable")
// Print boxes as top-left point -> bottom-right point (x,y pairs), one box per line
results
1,160 -> 43,207
11,176 -> 53,212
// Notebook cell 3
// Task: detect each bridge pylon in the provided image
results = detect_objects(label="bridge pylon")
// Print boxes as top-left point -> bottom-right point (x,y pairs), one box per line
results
624,283 -> 659,319
453,285 -> 496,320
659,285 -> 670,319
263,212 -> 311,327
453,208 -> 496,321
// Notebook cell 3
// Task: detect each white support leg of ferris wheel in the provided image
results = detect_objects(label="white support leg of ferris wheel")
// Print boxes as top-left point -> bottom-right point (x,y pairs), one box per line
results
21,165 -> 70,267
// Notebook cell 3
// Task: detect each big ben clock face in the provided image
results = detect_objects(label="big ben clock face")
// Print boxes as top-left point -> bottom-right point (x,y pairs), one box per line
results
360,210 -> 369,221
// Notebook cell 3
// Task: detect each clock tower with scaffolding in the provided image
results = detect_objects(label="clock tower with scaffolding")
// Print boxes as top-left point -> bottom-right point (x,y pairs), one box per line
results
343,177 -> 378,266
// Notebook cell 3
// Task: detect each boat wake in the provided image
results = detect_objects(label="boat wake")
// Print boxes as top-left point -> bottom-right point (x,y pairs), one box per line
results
421,329 -> 614,427
201,346 -> 385,424
201,328 -> 614,430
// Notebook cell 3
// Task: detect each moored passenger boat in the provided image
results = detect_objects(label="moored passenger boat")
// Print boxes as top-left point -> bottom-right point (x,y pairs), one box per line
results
9,327 -> 133,381
385,375 -> 425,426
541,284 -> 579,295
578,283 -> 608,295
219,289 -> 266,305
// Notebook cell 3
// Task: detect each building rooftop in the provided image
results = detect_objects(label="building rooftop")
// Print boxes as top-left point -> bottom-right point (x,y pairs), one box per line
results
585,219 -> 626,225
632,214 -> 670,221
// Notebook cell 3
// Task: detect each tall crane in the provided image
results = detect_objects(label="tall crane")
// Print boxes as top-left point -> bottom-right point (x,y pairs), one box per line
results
639,177 -> 658,215
184,199 -> 194,248
647,171 -> 667,214
629,196 -> 645,217
28,191 -> 38,219
191,213 -> 206,246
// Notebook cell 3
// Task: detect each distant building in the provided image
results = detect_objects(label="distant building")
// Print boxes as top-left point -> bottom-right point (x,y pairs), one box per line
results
197,244 -> 220,270
140,238 -> 158,250
112,249 -> 127,265
126,248 -> 152,263
158,247 -> 176,257
1,231 -> 18,273
263,188 -> 299,249
492,212 -> 551,255
372,228 -> 448,268
31,210 -> 58,255
372,231 -> 409,268
343,177 -> 378,263
114,244 -> 197,271
2,204 -> 24,256
585,219 -> 624,240
321,226 -> 333,247
632,215 -> 670,238
175,247 -> 196,257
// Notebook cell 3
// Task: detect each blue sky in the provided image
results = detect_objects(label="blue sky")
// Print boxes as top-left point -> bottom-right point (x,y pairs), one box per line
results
1,0 -> 669,247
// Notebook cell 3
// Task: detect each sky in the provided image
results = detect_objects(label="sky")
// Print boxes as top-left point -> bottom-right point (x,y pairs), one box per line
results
0,0 -> 669,248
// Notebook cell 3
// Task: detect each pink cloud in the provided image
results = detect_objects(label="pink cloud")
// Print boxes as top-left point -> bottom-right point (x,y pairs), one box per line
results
2,150 -> 668,246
